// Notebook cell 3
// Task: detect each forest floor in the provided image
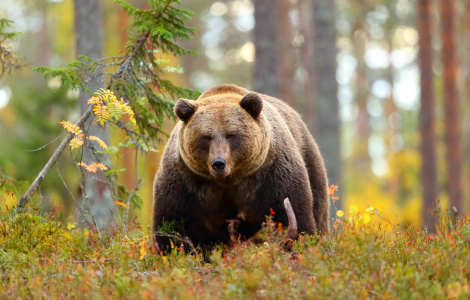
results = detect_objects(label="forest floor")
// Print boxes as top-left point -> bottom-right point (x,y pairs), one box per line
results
1,181 -> 469,299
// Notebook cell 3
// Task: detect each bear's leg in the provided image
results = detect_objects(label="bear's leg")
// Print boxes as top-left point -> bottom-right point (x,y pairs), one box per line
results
152,169 -> 195,253
303,136 -> 330,234
259,162 -> 317,235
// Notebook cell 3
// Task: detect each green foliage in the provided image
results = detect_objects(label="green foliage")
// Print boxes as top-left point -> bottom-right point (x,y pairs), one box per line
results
0,84 -> 75,199
157,217 -> 176,234
116,184 -> 143,210
24,0 -> 201,219
115,0 -> 196,55
34,0 -> 200,150
33,63 -> 89,93
0,18 -> 23,78
0,19 -> 20,44
109,0 -> 201,143
1,188 -> 470,299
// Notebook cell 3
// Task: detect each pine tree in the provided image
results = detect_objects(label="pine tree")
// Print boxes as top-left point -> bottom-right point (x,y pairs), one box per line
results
253,0 -> 280,97
18,0 -> 199,211
0,19 -> 23,78
439,0 -> 464,213
311,0 -> 342,211
417,0 -> 438,231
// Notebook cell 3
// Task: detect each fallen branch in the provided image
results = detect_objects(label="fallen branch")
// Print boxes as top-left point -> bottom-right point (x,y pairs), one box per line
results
227,219 -> 240,245
39,257 -> 116,264
154,231 -> 198,255
282,198 -> 298,251
283,198 -> 298,240
16,106 -> 93,211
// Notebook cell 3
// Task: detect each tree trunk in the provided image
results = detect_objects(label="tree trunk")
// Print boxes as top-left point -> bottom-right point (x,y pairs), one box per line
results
311,0 -> 342,210
277,0 -> 294,107
466,0 -> 470,205
74,0 -> 113,227
253,0 -> 280,97
299,0 -> 314,123
439,0 -> 464,213
417,0 -> 438,231
352,26 -> 370,173
38,0 -> 50,67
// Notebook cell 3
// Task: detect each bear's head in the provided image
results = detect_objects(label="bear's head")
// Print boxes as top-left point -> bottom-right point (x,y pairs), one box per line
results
174,92 -> 271,184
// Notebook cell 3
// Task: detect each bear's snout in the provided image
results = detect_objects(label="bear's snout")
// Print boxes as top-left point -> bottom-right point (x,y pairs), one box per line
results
208,137 -> 231,178
211,158 -> 226,172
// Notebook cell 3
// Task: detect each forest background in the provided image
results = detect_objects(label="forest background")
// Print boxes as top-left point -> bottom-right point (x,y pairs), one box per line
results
0,0 -> 468,232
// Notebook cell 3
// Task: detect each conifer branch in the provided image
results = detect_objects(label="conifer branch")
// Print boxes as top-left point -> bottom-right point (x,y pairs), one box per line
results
17,0 -> 198,211
17,28 -> 148,210
17,105 -> 93,211
0,19 -> 24,78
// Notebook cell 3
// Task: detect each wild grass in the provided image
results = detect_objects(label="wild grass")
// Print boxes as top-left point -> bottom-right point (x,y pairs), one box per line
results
0,182 -> 469,299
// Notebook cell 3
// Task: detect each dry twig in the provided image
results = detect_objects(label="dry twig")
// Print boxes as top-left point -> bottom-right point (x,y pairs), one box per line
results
281,198 -> 298,252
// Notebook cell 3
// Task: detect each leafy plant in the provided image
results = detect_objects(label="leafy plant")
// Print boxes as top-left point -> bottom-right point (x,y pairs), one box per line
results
0,19 -> 23,78
19,0 -> 200,212
2,192 -> 470,299
34,0 -> 200,148
58,89 -> 135,177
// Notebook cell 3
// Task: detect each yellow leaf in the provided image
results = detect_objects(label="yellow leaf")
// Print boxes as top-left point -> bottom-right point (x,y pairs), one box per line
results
77,162 -> 107,173
336,210 -> 344,217
139,240 -> 148,260
107,101 -> 123,120
84,228 -> 89,237
349,205 -> 358,214
93,103 -> 109,125
77,162 -> 94,173
87,96 -> 101,105
91,162 -> 108,171
115,201 -> 129,208
88,136 -> 108,150
363,214 -> 371,223
69,138 -> 84,150
60,121 -> 82,135
121,102 -> 136,124
94,88 -> 115,103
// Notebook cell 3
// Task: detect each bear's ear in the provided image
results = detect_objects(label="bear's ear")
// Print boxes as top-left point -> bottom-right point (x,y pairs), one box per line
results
240,93 -> 263,119
174,98 -> 196,122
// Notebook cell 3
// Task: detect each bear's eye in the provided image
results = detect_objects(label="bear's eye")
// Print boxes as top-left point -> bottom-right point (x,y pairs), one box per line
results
226,134 -> 236,141
198,135 -> 212,149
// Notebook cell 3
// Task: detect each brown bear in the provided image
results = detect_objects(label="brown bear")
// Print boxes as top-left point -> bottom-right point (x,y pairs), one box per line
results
152,84 -> 329,252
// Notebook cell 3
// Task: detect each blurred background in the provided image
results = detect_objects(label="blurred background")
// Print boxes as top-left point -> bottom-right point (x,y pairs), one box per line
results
0,0 -> 468,230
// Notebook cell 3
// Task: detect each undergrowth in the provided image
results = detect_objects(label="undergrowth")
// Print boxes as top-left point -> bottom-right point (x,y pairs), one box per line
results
0,191 -> 469,299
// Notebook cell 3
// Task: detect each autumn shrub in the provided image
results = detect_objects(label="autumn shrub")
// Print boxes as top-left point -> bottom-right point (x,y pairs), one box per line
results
1,186 -> 470,299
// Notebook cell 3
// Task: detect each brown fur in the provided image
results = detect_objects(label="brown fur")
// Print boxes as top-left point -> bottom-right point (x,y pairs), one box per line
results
153,84 -> 329,252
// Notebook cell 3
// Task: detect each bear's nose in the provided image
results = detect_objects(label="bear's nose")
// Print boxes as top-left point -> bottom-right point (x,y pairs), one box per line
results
211,158 -> 226,172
